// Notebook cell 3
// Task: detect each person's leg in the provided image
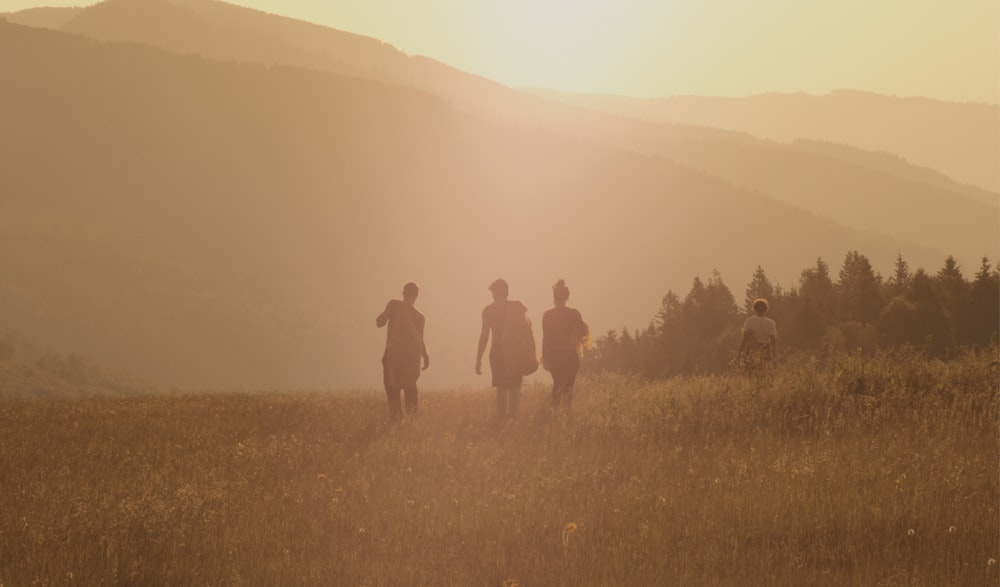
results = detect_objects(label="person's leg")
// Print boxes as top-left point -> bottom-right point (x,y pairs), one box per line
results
386,388 -> 402,420
552,370 -> 569,408
563,355 -> 579,408
404,386 -> 418,415
496,386 -> 508,421
383,357 -> 402,420
563,373 -> 577,408
508,384 -> 521,420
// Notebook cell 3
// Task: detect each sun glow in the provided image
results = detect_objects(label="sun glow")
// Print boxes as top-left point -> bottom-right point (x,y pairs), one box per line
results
4,0 -> 997,101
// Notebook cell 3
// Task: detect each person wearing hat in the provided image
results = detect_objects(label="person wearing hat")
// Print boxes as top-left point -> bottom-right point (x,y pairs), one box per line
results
476,278 -> 528,421
376,282 -> 429,419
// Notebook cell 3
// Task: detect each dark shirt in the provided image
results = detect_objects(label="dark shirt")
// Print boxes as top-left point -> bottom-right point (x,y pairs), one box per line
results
542,306 -> 587,357
483,300 -> 527,354
381,300 -> 426,359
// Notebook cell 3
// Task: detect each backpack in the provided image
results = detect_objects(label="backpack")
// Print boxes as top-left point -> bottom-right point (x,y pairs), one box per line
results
502,301 -> 539,377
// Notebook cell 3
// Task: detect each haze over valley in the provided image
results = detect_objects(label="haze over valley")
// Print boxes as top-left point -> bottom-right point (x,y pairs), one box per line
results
2,0 -> 997,390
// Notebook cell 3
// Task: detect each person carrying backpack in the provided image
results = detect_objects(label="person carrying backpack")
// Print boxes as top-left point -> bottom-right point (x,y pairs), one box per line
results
476,278 -> 537,421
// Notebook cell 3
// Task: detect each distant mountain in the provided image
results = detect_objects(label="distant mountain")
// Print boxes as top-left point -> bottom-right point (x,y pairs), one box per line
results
530,90 -> 1000,196
19,0 -> 996,266
0,6 -> 81,29
0,21 -> 951,390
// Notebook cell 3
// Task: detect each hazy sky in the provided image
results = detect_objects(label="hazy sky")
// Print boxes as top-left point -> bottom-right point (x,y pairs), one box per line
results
4,0 -> 999,103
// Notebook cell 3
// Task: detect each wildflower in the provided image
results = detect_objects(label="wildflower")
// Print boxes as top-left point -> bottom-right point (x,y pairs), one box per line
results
562,522 -> 579,549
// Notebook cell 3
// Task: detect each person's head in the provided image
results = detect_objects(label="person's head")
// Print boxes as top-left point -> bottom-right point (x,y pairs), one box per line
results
552,279 -> 570,306
488,278 -> 509,301
402,281 -> 419,303
752,298 -> 769,315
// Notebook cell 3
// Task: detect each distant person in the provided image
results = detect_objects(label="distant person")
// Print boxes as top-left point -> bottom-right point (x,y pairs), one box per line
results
476,278 -> 535,421
542,279 -> 589,408
736,298 -> 777,371
376,282 -> 429,419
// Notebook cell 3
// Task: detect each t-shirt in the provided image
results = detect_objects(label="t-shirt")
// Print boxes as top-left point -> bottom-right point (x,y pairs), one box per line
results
383,300 -> 425,359
743,315 -> 776,344
542,306 -> 587,355
483,300 -> 527,352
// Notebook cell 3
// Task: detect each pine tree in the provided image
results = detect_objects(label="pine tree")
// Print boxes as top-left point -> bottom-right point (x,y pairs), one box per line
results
837,250 -> 882,324
909,269 -> 950,355
885,252 -> 911,298
968,257 -> 999,347
935,256 -> 971,349
744,265 -> 775,312
797,257 -> 835,343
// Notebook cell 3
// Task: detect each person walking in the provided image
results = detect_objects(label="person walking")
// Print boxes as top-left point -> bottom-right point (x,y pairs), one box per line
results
376,282 -> 429,419
736,298 -> 777,371
476,278 -> 531,421
542,279 -> 589,408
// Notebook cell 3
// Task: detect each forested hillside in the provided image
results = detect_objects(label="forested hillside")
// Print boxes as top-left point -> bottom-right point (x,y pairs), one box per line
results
587,251 -> 1000,377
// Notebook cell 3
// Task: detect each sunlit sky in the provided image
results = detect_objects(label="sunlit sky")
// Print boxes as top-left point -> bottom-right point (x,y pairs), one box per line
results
4,0 -> 999,103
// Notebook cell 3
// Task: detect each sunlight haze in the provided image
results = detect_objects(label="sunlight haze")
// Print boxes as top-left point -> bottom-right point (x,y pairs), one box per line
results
1,0 -> 997,390
4,0 -> 998,103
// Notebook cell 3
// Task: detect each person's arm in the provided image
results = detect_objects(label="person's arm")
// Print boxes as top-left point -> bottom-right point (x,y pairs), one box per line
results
475,311 -> 489,375
737,328 -> 754,356
577,310 -> 589,340
540,311 -> 550,361
376,300 -> 394,328
418,315 -> 430,369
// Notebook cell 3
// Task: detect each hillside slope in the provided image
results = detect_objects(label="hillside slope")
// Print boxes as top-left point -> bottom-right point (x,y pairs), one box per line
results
532,89 -> 1000,196
36,0 -> 998,266
0,22 -> 946,390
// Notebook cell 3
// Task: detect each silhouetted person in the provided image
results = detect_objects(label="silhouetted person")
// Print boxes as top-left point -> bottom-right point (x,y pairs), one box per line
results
737,298 -> 777,371
476,278 -> 526,421
542,279 -> 589,408
376,282 -> 429,419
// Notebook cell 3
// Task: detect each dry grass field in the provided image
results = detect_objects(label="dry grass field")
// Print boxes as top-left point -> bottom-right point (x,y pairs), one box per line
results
0,348 -> 997,586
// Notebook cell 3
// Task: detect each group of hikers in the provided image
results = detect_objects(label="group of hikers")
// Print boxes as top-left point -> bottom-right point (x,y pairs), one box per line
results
376,279 -> 777,421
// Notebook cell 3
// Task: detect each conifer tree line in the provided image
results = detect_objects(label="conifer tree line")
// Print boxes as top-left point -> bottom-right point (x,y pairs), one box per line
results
582,252 -> 1000,377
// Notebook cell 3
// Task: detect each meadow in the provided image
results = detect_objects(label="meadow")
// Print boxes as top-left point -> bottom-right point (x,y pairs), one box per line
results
0,348 -> 997,586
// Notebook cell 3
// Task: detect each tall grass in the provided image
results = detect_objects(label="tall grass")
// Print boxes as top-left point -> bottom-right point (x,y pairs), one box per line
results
0,348 -> 996,586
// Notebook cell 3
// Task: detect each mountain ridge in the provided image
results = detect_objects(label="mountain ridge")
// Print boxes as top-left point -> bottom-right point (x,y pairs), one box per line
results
14,0 -> 994,254
0,20 -> 963,390
530,88 -> 1000,195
